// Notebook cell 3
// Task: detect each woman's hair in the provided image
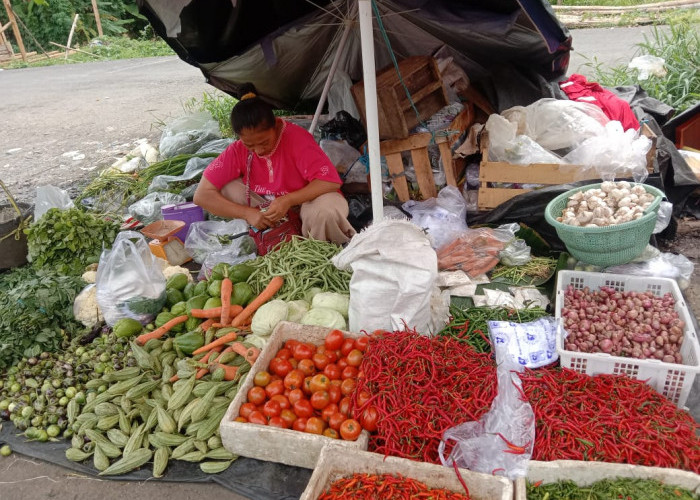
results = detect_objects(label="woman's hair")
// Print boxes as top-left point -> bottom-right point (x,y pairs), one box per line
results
230,93 -> 275,134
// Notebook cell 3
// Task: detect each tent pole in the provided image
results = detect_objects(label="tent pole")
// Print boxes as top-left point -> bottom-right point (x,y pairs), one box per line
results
358,0 -> 384,222
308,17 -> 353,136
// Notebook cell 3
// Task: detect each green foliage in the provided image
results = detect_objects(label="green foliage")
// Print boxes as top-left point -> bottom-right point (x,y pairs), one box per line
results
25,208 -> 119,276
551,0 -> 664,5
0,266 -> 86,368
183,93 -> 238,138
583,21 -> 699,113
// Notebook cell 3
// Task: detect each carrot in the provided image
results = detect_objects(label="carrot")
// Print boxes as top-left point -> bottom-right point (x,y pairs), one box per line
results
135,315 -> 189,345
220,277 -> 233,325
192,276 -> 284,355
208,363 -> 239,381
195,347 -> 223,379
213,346 -> 234,363
190,307 -> 223,319
200,318 -> 216,331
229,342 -> 261,364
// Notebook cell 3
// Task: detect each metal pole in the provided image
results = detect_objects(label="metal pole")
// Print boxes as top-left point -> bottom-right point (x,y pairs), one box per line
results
358,0 -> 384,222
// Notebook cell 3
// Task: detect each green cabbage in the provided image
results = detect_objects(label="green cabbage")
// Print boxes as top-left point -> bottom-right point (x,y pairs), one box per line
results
250,299 -> 289,336
300,307 -> 347,330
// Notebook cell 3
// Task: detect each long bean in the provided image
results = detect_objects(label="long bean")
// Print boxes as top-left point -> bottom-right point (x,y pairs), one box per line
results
490,256 -> 557,284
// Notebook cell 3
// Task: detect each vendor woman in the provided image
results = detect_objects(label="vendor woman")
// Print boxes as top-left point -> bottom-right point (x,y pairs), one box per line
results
193,93 -> 355,245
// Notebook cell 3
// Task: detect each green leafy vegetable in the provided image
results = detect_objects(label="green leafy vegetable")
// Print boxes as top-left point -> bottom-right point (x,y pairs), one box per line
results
526,477 -> 697,500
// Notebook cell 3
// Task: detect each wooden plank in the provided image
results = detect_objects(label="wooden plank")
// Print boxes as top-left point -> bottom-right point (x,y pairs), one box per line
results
2,0 -> 26,61
385,152 -> 410,202
91,0 -> 103,37
477,187 -> 532,210
480,162 -> 587,184
410,147 -> 437,199
438,141 -> 456,187
380,132 -> 434,155
0,21 -> 11,33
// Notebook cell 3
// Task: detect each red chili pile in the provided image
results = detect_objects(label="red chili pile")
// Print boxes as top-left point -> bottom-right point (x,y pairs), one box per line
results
520,367 -> 700,473
352,330 -> 497,463
318,473 -> 470,500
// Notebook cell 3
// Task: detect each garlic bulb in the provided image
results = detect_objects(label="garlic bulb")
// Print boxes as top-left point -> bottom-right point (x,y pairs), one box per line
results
601,181 -> 616,193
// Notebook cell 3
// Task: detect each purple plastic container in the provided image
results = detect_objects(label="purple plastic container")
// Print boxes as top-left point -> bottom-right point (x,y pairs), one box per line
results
161,202 -> 204,242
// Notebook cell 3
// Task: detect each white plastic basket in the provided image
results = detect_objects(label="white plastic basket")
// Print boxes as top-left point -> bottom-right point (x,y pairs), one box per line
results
555,271 -> 700,407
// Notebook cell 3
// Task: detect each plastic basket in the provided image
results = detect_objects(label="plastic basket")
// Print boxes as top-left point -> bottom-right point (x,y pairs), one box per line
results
555,271 -> 700,407
545,183 -> 664,267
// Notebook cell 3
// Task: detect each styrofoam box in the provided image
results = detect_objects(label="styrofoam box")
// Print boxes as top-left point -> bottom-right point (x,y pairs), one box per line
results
515,460 -> 700,499
220,322 -> 370,469
301,444 -> 513,500
555,270 -> 700,407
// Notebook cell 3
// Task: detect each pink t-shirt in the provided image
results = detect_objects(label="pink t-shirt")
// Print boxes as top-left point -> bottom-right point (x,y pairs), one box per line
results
203,120 -> 342,197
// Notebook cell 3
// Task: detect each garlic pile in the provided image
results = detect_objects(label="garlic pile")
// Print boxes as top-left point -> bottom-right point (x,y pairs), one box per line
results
557,181 -> 658,227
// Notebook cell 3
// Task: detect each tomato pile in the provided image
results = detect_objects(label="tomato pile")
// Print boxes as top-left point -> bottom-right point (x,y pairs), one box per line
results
235,329 -> 375,441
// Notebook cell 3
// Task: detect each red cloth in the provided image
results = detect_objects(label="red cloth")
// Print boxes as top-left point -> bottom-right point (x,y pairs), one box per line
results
559,74 -> 640,131
203,120 -> 342,196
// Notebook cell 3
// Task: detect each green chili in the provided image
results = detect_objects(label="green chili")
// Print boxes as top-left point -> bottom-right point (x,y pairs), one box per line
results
526,478 -> 698,500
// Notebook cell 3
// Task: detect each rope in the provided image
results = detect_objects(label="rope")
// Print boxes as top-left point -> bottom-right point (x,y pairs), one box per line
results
0,180 -> 32,242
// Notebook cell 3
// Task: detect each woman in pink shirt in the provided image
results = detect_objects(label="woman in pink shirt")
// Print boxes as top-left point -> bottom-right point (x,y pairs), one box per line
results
193,93 -> 355,245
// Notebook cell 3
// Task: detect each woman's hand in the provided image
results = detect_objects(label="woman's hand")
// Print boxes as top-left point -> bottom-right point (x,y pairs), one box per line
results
245,207 -> 271,231
262,196 -> 292,224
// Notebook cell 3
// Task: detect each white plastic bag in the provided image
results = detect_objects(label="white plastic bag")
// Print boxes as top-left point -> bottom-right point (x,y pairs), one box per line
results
628,55 -> 667,80
159,111 -> 221,159
34,185 -> 74,221
149,138 -> 232,192
128,192 -> 186,225
488,317 -> 559,368
402,185 -> 468,249
184,219 -> 255,265
332,219 -> 440,334
95,231 -> 167,325
605,252 -> 694,290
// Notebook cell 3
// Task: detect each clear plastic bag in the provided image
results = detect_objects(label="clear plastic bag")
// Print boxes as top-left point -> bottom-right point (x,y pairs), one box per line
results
488,316 -> 559,368
128,192 -> 186,225
95,231 -> 167,325
436,223 -> 519,275
198,251 -> 256,281
402,185 -> 468,249
320,140 -> 361,177
34,185 -> 75,221
184,219 -> 255,264
653,201 -> 673,234
158,111 -> 221,159
484,114 -> 562,165
438,359 -> 535,479
605,252 -> 694,290
499,238 -> 531,266
628,55 -> 667,80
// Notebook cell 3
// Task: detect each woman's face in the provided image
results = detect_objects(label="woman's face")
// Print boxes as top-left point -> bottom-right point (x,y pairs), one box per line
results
239,122 -> 278,156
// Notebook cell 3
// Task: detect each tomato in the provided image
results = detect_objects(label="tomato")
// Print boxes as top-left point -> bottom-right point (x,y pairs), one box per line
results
311,352 -> 330,371
340,338 -> 355,356
248,411 -> 268,426
325,350 -> 339,364
284,369 -> 305,391
305,417 -> 325,435
323,428 -> 339,439
253,370 -> 271,387
268,416 -> 288,429
239,402 -> 257,419
287,388 -> 305,405
280,408 -> 297,427
262,399 -> 281,418
354,336 -> 369,352
356,390 -> 371,408
325,329 -> 344,351
321,403 -> 339,422
346,349 -> 363,367
276,348 -> 292,360
285,339 -> 300,351
329,379 -> 342,387
270,394 -> 290,410
309,373 -> 331,393
328,384 -> 342,404
336,357 -> 348,371
338,397 -> 352,416
234,416 -> 247,423
297,358 -> 316,376
341,366 -> 359,380
340,378 -> 356,396
247,386 -> 267,406
310,390 -> 330,410
265,379 -> 285,399
289,358 -> 299,369
269,374 -> 282,382
360,406 -> 379,432
269,357 -> 293,378
293,399 -> 314,418
323,363 -> 341,380
302,376 -> 314,395
293,343 -> 315,361
292,417 -> 307,432
339,418 -> 361,441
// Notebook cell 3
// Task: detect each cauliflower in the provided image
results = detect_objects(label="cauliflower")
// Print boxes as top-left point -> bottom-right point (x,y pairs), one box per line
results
162,265 -> 194,282
81,270 -> 97,284
73,285 -> 104,327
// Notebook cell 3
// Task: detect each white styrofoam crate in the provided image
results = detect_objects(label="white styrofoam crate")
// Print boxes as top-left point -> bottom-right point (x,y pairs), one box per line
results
219,322 -> 369,469
515,460 -> 700,499
555,270 -> 700,407
301,444 -> 513,500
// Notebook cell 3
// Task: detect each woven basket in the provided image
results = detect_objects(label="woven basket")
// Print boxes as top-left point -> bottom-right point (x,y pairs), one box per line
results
545,183 -> 664,267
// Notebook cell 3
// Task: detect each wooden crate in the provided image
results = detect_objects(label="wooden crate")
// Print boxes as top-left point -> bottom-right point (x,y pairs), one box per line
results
351,56 -> 449,140
477,123 -> 657,210
380,104 -> 474,202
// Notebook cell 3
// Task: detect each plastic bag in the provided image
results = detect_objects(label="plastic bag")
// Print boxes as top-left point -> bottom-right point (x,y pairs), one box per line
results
605,252 -> 694,290
653,201 -> 673,234
327,70 -> 360,120
332,219 -> 439,334
499,238 -> 531,266
485,114 -> 562,165
402,186 -> 468,249
34,185 -> 74,221
95,231 -> 167,326
198,251 -> 256,281
438,359 -> 534,479
159,111 -> 221,159
319,111 -> 367,151
436,223 -> 519,275
128,192 -> 186,225
320,140 -> 361,177
628,55 -> 667,80
184,219 -> 255,264
488,317 -> 559,368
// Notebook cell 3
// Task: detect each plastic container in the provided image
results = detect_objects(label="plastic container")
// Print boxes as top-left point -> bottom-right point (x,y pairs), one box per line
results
555,270 -> 700,407
161,202 -> 204,242
545,183 -> 664,267
515,460 -> 700,499
301,444 -> 513,500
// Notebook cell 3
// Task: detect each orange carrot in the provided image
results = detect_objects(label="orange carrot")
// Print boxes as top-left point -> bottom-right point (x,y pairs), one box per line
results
200,318 -> 216,331
190,307 -> 223,319
213,346 -> 234,363
135,315 -> 189,345
229,342 -> 260,365
220,277 -> 233,325
208,363 -> 239,381
195,347 -> 223,379
192,276 -> 284,355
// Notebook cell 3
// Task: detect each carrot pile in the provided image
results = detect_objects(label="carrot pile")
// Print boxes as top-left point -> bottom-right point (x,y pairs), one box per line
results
319,473 -> 470,500
352,330 -> 498,463
436,228 -> 507,275
520,367 -> 700,473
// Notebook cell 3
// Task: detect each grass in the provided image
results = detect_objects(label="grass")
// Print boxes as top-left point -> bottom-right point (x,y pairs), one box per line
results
551,0 -> 666,5
582,20 -> 699,113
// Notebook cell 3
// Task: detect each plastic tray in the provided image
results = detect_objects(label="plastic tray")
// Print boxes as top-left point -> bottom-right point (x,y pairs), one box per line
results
555,270 -> 700,407
301,444 -> 513,500
141,219 -> 186,240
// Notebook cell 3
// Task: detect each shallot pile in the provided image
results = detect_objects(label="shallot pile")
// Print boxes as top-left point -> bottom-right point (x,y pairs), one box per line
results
561,285 -> 685,364
557,181 -> 658,227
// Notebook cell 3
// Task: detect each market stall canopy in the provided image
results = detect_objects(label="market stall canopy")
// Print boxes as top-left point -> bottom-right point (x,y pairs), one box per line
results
137,0 -> 572,109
